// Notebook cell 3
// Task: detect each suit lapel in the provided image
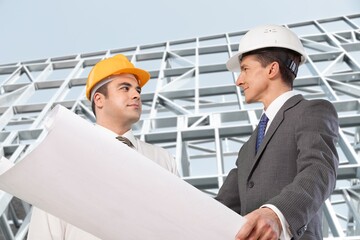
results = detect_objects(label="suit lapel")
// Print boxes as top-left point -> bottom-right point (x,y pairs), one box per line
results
248,95 -> 304,177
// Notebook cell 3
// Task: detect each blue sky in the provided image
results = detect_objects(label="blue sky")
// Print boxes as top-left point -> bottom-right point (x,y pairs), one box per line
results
0,0 -> 359,64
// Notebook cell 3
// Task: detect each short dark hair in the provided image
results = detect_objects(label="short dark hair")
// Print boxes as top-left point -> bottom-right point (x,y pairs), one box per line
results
91,81 -> 110,116
241,47 -> 302,87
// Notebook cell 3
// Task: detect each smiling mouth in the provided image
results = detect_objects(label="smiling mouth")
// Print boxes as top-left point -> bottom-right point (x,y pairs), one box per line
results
128,104 -> 139,107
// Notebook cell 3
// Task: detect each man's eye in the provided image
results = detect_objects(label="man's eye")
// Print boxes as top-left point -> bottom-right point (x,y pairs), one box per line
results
120,87 -> 129,91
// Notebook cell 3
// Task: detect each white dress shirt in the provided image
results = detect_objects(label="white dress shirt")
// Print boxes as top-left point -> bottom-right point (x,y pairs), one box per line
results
27,127 -> 179,240
260,90 -> 296,240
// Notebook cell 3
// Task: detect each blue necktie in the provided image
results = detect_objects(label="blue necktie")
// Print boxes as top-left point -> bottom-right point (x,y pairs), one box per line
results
256,113 -> 269,153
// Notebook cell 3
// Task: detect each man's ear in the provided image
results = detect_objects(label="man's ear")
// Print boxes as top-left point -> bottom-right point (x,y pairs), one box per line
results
93,92 -> 104,109
268,61 -> 280,79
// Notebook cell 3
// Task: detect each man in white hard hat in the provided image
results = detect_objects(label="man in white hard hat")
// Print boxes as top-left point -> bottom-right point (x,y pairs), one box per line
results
27,54 -> 179,240
216,25 -> 339,240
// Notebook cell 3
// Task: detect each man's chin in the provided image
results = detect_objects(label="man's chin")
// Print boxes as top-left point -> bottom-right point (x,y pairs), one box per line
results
244,98 -> 252,104
129,115 -> 141,123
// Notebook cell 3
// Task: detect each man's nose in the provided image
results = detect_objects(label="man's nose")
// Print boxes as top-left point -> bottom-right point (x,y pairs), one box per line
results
236,74 -> 244,87
132,89 -> 140,99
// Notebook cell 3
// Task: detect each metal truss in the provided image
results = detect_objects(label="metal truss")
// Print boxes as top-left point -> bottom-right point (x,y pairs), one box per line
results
0,13 -> 359,239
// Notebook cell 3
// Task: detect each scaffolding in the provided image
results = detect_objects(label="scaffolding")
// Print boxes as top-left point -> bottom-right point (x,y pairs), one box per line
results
0,13 -> 359,239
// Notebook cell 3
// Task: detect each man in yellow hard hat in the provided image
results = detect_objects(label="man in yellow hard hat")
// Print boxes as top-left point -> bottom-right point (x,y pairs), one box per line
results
216,25 -> 339,240
27,54 -> 179,239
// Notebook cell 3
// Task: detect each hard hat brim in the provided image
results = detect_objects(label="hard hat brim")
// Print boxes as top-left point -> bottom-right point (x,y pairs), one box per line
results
226,52 -> 242,72
112,67 -> 151,87
226,49 -> 306,72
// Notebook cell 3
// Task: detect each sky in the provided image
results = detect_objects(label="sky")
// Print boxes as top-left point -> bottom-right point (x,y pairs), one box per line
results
0,0 -> 359,65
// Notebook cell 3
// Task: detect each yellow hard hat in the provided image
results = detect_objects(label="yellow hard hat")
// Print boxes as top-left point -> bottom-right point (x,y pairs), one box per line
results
86,54 -> 151,101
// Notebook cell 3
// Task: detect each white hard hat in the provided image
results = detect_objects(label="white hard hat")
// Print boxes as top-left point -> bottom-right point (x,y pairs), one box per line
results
226,24 -> 307,72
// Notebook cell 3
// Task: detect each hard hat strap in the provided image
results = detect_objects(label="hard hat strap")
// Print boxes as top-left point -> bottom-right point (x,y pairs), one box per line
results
90,77 -> 113,102
285,59 -> 298,77
273,50 -> 299,77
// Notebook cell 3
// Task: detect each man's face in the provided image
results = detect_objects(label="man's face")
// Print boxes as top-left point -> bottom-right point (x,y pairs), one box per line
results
100,74 -> 142,126
236,55 -> 269,104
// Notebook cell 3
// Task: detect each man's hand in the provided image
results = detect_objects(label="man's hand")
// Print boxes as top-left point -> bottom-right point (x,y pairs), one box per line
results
235,208 -> 281,240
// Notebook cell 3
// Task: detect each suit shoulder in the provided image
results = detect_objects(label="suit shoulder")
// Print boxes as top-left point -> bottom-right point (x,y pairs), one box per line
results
300,98 -> 337,113
296,99 -> 339,130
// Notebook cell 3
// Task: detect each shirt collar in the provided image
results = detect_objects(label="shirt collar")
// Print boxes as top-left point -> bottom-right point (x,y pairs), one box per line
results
264,90 -> 296,122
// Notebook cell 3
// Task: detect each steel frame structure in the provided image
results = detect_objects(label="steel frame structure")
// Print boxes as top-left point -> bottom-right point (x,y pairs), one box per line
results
0,13 -> 359,239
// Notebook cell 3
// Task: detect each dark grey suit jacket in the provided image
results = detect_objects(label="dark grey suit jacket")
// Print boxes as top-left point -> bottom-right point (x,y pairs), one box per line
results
216,95 -> 339,240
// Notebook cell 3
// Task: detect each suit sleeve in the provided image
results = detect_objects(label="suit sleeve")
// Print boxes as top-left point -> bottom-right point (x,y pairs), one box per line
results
215,163 -> 241,214
267,100 -> 339,238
